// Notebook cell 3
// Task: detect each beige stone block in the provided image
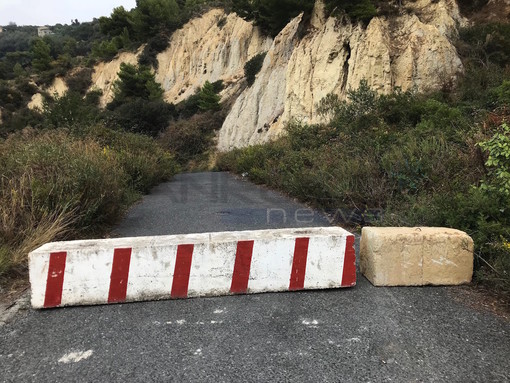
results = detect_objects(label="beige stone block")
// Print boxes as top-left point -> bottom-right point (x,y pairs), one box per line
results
360,227 -> 474,286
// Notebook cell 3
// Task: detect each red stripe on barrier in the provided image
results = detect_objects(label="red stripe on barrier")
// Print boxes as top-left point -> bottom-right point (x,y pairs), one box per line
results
230,240 -> 254,294
43,252 -> 67,308
171,244 -> 194,298
289,237 -> 310,291
342,235 -> 356,287
108,248 -> 132,303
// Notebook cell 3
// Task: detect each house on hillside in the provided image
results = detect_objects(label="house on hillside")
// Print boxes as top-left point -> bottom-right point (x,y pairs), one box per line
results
37,26 -> 52,37
0,27 -> 3,33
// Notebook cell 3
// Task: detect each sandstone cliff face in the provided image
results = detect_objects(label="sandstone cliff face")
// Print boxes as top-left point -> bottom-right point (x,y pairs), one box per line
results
218,0 -> 465,150
28,77 -> 69,110
87,9 -> 271,108
156,9 -> 272,104
219,14 -> 302,148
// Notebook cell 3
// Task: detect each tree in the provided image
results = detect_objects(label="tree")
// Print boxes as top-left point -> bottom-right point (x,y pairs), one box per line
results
133,0 -> 181,40
112,63 -> 164,104
244,52 -> 266,86
99,6 -> 135,37
30,38 -> 52,72
233,0 -> 315,37
198,81 -> 221,111
12,63 -> 25,78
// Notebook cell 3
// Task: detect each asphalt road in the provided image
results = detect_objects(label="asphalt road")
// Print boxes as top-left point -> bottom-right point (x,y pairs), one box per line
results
1,172 -> 509,382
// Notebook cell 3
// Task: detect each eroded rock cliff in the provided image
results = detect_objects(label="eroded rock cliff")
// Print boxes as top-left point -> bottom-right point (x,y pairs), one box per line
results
218,0 -> 465,150
156,9 -> 272,104
68,1 -> 467,150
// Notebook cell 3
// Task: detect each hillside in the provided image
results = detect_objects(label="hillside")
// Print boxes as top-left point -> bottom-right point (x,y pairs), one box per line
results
24,0 -> 467,148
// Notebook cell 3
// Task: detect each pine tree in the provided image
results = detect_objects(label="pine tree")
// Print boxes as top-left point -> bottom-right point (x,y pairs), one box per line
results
31,39 -> 52,72
198,81 -> 221,111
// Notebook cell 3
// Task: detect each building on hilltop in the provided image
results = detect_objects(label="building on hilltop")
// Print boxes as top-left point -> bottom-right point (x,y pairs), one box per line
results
37,26 -> 52,37
0,27 -> 3,33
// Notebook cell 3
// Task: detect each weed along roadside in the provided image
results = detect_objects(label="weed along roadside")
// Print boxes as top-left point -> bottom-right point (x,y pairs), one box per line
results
0,128 -> 178,286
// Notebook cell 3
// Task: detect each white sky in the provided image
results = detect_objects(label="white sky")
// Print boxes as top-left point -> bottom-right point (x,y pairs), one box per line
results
0,0 -> 137,26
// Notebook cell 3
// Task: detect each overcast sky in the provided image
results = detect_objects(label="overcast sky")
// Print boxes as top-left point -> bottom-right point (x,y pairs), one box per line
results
0,0 -> 137,26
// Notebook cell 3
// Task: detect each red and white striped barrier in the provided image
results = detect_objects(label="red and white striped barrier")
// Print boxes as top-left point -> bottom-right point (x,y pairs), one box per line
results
29,227 -> 356,309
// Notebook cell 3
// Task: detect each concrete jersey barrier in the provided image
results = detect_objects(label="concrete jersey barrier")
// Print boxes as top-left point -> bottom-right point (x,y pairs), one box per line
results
29,227 -> 356,309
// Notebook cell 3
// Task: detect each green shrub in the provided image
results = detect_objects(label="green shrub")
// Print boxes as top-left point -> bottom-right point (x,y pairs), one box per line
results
478,123 -> 510,196
41,91 -> 101,130
198,81 -> 221,111
88,125 -> 178,193
175,81 -> 223,118
244,52 -> 266,86
91,39 -> 119,61
176,93 -> 200,118
30,39 -> 52,72
108,98 -> 175,136
105,63 -> 174,135
111,62 -> 164,104
0,130 -> 127,260
458,23 -> 510,68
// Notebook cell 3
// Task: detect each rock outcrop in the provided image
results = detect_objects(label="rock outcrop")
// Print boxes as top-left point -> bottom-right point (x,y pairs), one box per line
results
219,14 -> 303,148
218,0 -> 465,150
156,9 -> 272,104
28,77 -> 69,110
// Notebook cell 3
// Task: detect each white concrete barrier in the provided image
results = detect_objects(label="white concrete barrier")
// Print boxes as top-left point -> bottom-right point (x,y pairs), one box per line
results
29,227 -> 356,309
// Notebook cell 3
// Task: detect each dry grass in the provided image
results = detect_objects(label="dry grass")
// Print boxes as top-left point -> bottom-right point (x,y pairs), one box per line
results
0,127 -> 176,279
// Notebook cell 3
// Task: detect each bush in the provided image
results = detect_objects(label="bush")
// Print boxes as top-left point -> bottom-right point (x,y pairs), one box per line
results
478,123 -> 510,196
244,52 -> 266,86
175,81 -> 223,119
91,39 -> 119,61
87,124 -> 178,193
0,127 -> 176,278
198,81 -> 221,111
42,91 -> 101,130
159,110 -> 225,165
110,62 -> 164,105
108,98 -> 175,136
0,130 -> 126,276
458,23 -> 510,71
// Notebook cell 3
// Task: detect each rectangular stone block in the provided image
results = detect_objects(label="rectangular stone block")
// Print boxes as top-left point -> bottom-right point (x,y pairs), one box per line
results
360,227 -> 474,286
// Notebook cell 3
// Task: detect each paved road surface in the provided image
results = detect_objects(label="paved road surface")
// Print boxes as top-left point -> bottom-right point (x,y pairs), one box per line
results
1,173 -> 508,382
